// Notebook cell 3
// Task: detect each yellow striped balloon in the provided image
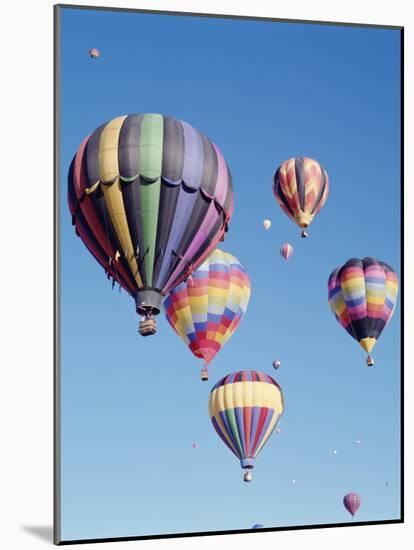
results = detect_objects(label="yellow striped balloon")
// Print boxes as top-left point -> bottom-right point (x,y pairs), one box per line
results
209,371 -> 284,481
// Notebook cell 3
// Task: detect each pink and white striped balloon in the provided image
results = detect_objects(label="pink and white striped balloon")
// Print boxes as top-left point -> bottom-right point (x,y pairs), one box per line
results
280,243 -> 293,261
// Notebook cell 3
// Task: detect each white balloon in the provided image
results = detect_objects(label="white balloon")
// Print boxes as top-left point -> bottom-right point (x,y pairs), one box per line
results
263,219 -> 271,230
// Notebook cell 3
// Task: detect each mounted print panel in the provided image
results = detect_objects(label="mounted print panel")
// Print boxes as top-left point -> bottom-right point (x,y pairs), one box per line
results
54,4 -> 403,545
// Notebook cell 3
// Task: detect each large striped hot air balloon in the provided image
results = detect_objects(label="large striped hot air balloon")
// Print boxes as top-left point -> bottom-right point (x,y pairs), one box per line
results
328,257 -> 398,365
208,371 -> 284,481
164,249 -> 250,380
273,157 -> 329,238
68,114 -> 234,336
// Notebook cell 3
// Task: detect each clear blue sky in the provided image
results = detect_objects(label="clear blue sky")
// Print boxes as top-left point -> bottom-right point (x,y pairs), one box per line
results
59,7 -> 401,542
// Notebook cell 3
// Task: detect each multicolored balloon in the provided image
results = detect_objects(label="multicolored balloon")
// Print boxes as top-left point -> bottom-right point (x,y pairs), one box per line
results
328,257 -> 398,363
343,493 -> 361,518
273,157 -> 329,237
68,114 -> 234,336
164,249 -> 250,380
89,48 -> 100,58
208,371 -> 284,481
280,243 -> 293,261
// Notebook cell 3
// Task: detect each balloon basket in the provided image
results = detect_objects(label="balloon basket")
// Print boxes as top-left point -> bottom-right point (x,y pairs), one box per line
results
244,471 -> 252,483
366,355 -> 375,367
200,367 -> 209,381
139,318 -> 157,337
301,229 -> 309,238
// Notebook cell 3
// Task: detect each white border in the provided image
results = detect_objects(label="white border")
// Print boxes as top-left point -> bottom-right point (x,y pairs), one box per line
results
1,1 -> 411,549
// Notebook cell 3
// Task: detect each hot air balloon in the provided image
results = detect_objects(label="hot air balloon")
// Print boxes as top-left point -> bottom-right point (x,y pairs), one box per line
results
332,449 -> 338,455
343,493 -> 361,518
164,249 -> 250,380
263,219 -> 271,230
89,48 -> 100,58
272,360 -> 281,370
208,371 -> 284,482
252,524 -> 264,529
273,157 -> 329,237
280,243 -> 293,261
68,114 -> 234,336
328,257 -> 398,364
192,442 -> 197,449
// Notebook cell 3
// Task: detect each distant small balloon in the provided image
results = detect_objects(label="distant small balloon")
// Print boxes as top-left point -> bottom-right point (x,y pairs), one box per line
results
292,479 -> 296,485
385,481 -> 390,486
276,427 -> 281,433
192,442 -> 197,449
263,219 -> 272,230
273,360 -> 281,370
280,243 -> 293,261
355,440 -> 361,445
343,492 -> 361,518
252,524 -> 264,529
89,48 -> 100,59
332,450 -> 338,455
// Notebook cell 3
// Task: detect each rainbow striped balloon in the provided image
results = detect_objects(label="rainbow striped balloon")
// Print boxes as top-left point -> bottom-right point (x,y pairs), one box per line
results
273,157 -> 329,235
328,257 -> 398,359
164,249 -> 251,379
280,243 -> 293,261
209,371 -> 284,480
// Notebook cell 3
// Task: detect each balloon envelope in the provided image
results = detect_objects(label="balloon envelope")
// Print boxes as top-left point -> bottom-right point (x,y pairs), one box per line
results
343,493 -> 361,517
280,243 -> 293,261
68,114 -> 234,329
164,249 -> 250,371
89,48 -> 100,58
272,360 -> 281,369
273,157 -> 329,232
328,257 -> 398,355
209,371 -> 284,472
263,219 -> 271,230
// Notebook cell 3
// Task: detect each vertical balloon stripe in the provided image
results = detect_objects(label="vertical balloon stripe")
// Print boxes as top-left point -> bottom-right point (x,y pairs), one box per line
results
234,407 -> 246,455
118,114 -> 143,181
138,114 -> 163,285
311,168 -> 329,215
152,117 -> 185,285
97,116 -> 143,287
154,121 -> 203,289
295,157 -> 306,211
118,114 -> 145,287
243,406 -> 252,457
281,158 -> 301,215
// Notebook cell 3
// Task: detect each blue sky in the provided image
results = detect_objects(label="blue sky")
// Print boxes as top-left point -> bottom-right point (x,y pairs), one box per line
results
59,7 -> 401,541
